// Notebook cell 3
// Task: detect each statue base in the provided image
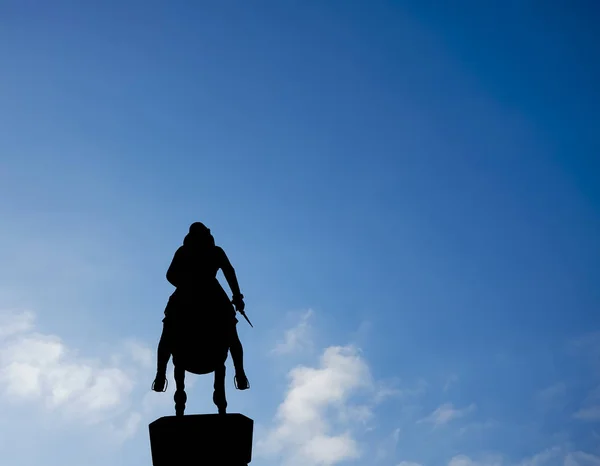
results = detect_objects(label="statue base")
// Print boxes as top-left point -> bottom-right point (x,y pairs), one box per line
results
149,413 -> 254,466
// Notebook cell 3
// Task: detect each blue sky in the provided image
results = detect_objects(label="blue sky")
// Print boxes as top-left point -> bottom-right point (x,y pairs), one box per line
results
0,1 -> 599,465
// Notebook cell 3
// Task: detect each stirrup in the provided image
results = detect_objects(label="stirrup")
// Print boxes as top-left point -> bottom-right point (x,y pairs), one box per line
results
234,374 -> 250,390
152,375 -> 168,393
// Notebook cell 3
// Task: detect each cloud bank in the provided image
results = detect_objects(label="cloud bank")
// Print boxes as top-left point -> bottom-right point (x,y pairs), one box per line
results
0,309 -> 150,436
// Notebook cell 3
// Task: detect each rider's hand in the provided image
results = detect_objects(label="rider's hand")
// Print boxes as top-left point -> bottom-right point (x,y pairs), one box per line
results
232,294 -> 245,313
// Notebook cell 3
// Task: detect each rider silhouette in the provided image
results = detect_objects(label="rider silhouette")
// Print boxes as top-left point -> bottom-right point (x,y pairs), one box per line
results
152,222 -> 249,392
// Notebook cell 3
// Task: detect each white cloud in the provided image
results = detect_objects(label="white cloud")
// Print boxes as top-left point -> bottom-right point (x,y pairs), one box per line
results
257,345 -> 373,466
0,310 -> 151,427
272,309 -> 314,355
301,434 -> 358,465
447,446 -> 563,466
419,402 -> 476,426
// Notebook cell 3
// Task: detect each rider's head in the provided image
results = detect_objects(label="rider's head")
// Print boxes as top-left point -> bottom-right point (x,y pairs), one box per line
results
184,222 -> 215,247
189,222 -> 210,235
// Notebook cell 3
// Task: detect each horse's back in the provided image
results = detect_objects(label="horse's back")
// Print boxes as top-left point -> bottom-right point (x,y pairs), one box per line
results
172,308 -> 229,375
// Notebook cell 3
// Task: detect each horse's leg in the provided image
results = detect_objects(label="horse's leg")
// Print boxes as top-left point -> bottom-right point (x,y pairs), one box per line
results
174,365 -> 187,416
213,364 -> 227,415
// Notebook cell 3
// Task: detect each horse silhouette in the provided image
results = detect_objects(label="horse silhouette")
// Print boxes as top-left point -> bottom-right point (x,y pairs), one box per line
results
170,307 -> 231,416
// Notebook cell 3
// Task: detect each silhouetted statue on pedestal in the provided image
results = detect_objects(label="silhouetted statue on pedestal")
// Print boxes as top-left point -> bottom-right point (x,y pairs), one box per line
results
151,222 -> 250,415
148,223 -> 254,466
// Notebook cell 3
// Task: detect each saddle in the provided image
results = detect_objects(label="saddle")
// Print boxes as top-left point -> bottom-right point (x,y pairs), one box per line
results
171,310 -> 230,375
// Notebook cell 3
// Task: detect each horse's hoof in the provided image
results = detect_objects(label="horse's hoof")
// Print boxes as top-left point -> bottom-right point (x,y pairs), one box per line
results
151,374 -> 168,392
234,373 -> 250,390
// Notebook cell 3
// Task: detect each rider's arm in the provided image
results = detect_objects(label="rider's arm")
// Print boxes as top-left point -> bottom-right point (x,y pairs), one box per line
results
217,247 -> 242,299
166,247 -> 185,287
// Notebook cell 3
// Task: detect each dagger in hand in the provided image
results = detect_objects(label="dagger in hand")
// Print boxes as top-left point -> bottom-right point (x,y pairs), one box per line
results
238,310 -> 253,328
232,295 -> 253,328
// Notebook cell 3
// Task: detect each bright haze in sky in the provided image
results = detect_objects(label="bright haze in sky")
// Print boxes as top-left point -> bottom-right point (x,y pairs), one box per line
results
0,2 -> 599,466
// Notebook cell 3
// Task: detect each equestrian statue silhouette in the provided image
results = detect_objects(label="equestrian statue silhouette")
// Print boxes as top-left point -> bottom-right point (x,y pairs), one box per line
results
151,222 -> 251,416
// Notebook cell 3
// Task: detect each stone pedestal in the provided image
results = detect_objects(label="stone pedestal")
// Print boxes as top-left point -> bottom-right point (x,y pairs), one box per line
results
149,413 -> 253,466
